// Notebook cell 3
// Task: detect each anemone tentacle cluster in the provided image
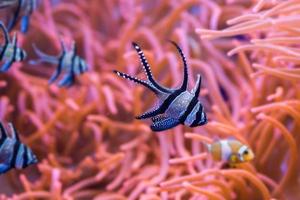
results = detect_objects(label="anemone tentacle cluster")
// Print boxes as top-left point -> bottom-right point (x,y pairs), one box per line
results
0,0 -> 299,199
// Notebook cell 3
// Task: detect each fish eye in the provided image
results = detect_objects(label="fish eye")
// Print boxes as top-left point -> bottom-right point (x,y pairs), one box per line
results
243,150 -> 249,155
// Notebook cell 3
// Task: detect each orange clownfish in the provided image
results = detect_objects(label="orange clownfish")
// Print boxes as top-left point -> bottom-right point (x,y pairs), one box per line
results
206,139 -> 255,165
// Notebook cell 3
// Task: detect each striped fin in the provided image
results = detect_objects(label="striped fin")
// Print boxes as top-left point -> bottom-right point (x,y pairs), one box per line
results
132,42 -> 171,93
113,70 -> 158,93
169,41 -> 188,91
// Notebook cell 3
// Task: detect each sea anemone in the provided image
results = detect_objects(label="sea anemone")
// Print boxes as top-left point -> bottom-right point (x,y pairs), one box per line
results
0,0 -> 299,199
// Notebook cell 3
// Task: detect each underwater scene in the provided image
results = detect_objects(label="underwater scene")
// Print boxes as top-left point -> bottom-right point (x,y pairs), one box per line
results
0,0 -> 299,199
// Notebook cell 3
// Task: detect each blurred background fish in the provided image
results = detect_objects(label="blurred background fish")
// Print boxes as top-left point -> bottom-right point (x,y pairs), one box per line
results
0,122 -> 38,174
32,40 -> 88,87
0,22 -> 26,72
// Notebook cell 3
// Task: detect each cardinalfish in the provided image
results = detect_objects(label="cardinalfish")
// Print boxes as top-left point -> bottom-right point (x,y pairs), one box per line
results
0,22 -> 26,72
32,40 -> 88,87
114,42 -> 207,132
206,139 -> 255,166
0,0 -> 37,33
0,122 -> 38,174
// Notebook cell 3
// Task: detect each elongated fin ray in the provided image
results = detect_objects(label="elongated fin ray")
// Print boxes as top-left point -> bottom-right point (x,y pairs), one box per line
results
113,70 -> 158,93
136,107 -> 162,120
7,0 -> 23,31
32,44 -> 58,64
132,42 -> 171,93
169,41 -> 188,91
191,74 -> 202,96
151,118 -> 180,131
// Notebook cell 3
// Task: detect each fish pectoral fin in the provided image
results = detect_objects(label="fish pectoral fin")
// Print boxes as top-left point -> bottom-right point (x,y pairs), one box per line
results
0,60 -> 13,72
150,117 -> 180,132
229,154 -> 239,164
58,73 -> 75,87
48,65 -> 63,84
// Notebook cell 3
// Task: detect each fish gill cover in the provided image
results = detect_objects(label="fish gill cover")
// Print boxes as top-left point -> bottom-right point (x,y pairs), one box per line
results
0,0 -> 299,200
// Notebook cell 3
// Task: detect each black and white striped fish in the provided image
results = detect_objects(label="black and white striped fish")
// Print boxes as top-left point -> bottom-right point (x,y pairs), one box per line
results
32,40 -> 88,87
0,0 -> 37,33
0,22 -> 26,72
114,42 -> 207,132
0,122 -> 38,174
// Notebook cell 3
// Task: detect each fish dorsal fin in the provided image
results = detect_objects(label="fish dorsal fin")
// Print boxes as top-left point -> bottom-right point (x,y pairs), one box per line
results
191,74 -> 202,96
59,39 -> 67,53
71,41 -> 77,55
132,42 -> 171,93
8,123 -> 20,141
169,41 -> 188,91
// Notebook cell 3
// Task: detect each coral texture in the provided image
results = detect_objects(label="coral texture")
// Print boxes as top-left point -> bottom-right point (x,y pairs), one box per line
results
0,0 -> 299,199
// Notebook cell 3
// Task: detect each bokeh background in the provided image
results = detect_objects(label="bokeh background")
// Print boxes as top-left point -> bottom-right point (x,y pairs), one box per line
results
0,0 -> 299,199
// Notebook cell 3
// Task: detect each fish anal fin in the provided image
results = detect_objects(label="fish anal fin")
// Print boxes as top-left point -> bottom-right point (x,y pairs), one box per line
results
150,117 -> 180,132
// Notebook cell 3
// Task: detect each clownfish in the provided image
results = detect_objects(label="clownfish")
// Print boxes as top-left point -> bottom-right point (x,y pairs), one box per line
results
0,22 -> 26,72
0,122 -> 38,174
32,40 -> 88,87
114,42 -> 207,132
206,139 -> 254,165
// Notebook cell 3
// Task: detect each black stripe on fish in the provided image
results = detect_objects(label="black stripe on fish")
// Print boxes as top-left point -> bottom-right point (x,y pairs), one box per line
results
49,51 -> 65,84
22,145 -> 28,168
10,140 -> 21,168
132,42 -> 171,93
179,96 -> 198,123
0,123 -> 7,146
190,104 -> 204,127
10,33 -> 18,62
136,88 -> 185,119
